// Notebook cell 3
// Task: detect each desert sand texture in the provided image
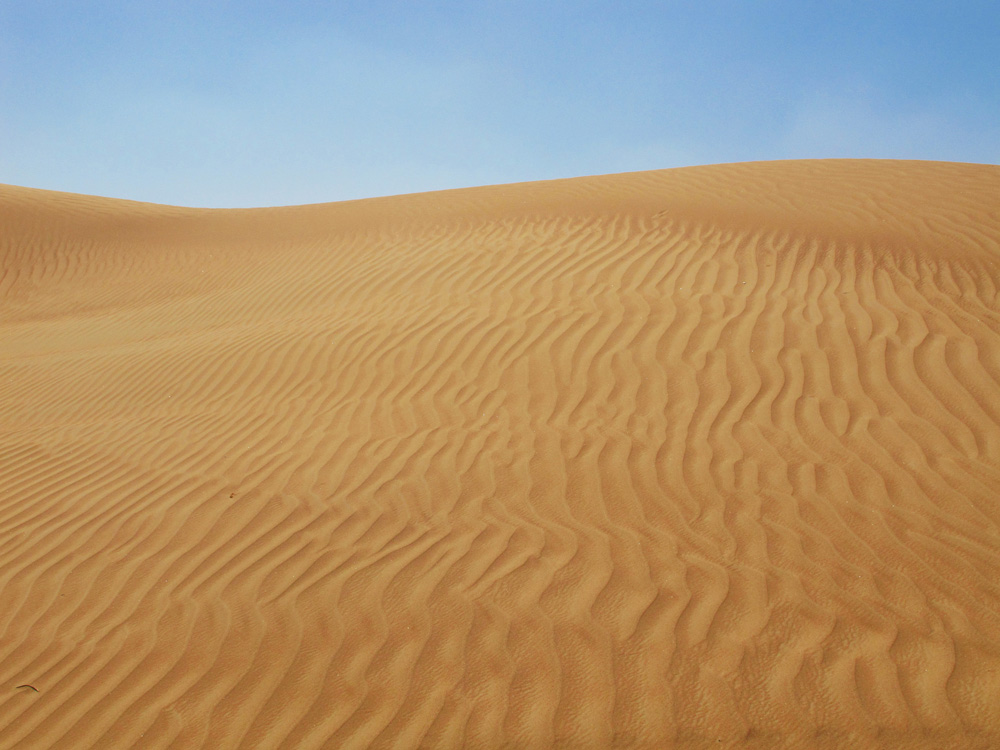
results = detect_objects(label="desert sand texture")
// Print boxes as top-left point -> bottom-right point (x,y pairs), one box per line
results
2,160 -> 1000,749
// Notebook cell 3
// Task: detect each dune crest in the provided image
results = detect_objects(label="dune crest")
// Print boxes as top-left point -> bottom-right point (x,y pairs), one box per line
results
2,160 -> 1000,748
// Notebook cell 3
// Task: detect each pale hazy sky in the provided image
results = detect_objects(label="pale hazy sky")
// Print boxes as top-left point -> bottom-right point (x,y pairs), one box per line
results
2,1 -> 998,207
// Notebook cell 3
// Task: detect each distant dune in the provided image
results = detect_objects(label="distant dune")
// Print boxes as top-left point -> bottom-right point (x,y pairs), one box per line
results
2,160 -> 999,749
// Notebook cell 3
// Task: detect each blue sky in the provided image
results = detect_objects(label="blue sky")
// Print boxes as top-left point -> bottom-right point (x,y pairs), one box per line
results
2,1 -> 998,207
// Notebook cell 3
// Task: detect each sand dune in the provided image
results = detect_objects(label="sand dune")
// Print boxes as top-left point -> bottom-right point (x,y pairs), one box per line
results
2,160 -> 1000,748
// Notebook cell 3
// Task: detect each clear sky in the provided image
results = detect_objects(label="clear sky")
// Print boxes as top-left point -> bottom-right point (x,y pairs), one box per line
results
2,1 -> 998,207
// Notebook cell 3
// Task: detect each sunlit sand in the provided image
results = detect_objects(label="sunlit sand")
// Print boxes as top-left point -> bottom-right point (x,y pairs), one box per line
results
2,160 -> 999,748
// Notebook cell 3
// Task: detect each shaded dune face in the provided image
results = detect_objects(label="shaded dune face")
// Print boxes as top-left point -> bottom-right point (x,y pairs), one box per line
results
1,160 -> 999,748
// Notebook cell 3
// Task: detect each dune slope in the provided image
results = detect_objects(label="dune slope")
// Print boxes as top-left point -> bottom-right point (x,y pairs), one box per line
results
2,160 -> 1000,749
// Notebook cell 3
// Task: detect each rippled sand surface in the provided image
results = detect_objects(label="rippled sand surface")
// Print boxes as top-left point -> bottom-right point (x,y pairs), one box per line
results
2,160 -> 1000,748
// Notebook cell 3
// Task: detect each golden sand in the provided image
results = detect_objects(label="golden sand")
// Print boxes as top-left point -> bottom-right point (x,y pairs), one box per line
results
2,160 -> 999,748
